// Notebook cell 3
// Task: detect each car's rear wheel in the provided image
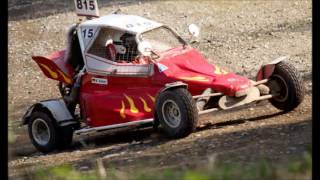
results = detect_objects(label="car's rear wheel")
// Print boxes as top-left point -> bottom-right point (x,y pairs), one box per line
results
156,88 -> 198,138
28,111 -> 73,153
56,125 -> 74,150
268,61 -> 305,111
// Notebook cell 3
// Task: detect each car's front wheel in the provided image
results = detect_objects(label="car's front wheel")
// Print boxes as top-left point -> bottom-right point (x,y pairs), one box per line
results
268,61 -> 305,111
156,88 -> 198,138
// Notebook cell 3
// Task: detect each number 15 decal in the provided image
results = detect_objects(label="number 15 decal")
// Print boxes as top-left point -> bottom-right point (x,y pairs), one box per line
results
83,28 -> 94,39
81,27 -> 97,48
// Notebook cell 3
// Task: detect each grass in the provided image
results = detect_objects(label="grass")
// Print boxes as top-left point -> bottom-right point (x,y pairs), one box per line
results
19,146 -> 311,180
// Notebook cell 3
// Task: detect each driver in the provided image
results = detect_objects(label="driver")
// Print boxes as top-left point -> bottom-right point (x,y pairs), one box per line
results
117,33 -> 138,62
104,33 -> 152,64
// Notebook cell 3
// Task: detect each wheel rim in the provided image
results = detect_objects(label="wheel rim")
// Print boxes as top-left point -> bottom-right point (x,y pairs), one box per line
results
269,74 -> 289,102
32,118 -> 51,146
162,100 -> 181,128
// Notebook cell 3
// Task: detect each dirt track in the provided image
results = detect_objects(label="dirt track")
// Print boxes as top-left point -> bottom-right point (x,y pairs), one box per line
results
8,0 -> 312,178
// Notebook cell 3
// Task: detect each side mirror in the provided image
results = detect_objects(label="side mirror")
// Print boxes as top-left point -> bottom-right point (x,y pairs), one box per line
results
188,24 -> 200,38
138,41 -> 152,57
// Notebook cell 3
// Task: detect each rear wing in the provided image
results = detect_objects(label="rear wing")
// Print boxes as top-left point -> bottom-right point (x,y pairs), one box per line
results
32,51 -> 75,84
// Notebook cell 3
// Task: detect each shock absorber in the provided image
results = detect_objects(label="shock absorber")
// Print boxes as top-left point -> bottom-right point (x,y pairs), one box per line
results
64,67 -> 85,114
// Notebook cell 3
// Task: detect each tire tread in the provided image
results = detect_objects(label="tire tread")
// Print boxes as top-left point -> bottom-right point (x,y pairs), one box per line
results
269,61 -> 305,111
156,87 -> 198,138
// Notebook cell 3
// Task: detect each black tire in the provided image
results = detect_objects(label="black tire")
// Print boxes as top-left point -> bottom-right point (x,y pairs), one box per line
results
28,111 -> 74,153
56,125 -> 74,150
152,112 -> 160,131
156,88 -> 198,138
28,111 -> 59,153
268,61 -> 305,111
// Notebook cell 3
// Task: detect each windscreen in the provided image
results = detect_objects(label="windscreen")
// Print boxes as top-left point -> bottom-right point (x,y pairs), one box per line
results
140,26 -> 185,53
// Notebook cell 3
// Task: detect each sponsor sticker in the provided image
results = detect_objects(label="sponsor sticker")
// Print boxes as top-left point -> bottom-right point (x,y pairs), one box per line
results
157,63 -> 168,72
91,77 -> 108,85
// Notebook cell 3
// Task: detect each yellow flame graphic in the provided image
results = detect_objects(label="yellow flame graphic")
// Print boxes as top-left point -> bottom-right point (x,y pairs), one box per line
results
139,97 -> 152,112
179,76 -> 209,82
57,70 -> 72,84
214,66 -> 228,75
120,101 -> 126,119
147,94 -> 156,103
39,63 -> 58,79
221,69 -> 228,74
124,94 -> 139,113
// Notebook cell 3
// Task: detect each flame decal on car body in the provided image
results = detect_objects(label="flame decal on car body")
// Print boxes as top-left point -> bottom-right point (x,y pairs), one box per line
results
120,101 -> 126,119
147,94 -> 156,103
179,76 -> 209,82
124,94 -> 139,113
39,63 -> 58,79
139,97 -> 152,112
120,94 -> 156,119
214,66 -> 228,75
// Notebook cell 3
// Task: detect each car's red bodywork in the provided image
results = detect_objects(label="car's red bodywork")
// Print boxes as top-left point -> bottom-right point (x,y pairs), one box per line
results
33,45 -> 251,127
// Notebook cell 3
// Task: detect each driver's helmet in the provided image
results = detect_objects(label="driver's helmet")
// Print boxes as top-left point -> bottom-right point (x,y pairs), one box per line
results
118,33 -> 138,61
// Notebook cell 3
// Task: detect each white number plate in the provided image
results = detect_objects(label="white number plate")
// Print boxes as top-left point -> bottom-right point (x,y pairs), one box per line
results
74,0 -> 99,17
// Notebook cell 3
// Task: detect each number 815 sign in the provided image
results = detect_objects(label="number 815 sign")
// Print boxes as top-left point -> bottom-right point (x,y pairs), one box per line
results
74,0 -> 99,17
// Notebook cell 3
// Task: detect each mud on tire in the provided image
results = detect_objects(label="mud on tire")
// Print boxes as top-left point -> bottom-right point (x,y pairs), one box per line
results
156,88 -> 198,138
268,61 -> 305,111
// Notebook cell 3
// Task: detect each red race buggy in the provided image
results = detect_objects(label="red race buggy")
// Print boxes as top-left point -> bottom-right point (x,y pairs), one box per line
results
22,2 -> 304,153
